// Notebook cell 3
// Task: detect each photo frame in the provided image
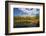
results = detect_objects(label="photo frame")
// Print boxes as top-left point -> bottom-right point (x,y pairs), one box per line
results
5,1 -> 45,35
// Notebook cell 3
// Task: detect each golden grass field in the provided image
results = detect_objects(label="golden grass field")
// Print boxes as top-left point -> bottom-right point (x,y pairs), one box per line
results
14,16 -> 39,24
14,16 -> 39,28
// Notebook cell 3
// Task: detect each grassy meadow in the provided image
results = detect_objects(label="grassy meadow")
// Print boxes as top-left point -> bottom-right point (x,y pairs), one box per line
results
14,16 -> 39,28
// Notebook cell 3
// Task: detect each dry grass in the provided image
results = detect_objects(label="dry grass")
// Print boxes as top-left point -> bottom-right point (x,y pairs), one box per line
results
14,16 -> 39,24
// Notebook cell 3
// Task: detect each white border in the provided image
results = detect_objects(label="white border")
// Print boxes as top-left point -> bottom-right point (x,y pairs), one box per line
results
8,3 -> 43,33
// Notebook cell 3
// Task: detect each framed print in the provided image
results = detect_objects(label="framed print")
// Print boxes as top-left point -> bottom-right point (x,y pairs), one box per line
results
5,1 -> 45,35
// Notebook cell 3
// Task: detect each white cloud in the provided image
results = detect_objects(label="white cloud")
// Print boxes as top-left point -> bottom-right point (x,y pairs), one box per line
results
18,8 -> 39,16
19,8 -> 32,13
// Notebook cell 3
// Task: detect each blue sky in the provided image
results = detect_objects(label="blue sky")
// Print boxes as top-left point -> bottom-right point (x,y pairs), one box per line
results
13,8 -> 40,16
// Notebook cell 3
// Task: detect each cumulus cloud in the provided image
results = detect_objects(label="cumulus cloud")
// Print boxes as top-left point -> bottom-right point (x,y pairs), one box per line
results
19,8 -> 32,13
18,8 -> 40,16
